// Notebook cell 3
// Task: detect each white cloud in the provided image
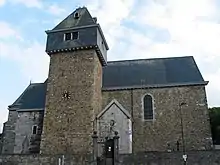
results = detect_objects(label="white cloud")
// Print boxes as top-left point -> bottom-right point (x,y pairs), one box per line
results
48,4 -> 66,16
132,0 -> 217,28
18,42 -> 49,82
0,21 -> 22,40
0,101 -> 8,132
9,0 -> 42,8
0,41 -> 49,82
87,0 -> 135,49
0,22 -> 49,82
0,0 -> 6,7
206,68 -> 220,107
130,0 -> 220,59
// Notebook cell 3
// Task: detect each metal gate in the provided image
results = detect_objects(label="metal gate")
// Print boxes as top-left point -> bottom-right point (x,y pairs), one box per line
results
92,131 -> 119,165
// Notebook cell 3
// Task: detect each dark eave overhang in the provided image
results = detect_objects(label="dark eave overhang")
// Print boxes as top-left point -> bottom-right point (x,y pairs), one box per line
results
102,81 -> 209,91
8,103 -> 22,111
8,108 -> 44,112
16,108 -> 44,112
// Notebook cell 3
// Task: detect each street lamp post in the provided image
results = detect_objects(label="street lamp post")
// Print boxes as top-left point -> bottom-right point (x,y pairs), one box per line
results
179,102 -> 187,165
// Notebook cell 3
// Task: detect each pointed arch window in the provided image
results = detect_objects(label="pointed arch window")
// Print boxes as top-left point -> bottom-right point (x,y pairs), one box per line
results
143,94 -> 154,120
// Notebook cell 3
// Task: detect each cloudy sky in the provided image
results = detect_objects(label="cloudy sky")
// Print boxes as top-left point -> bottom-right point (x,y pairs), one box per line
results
0,0 -> 219,130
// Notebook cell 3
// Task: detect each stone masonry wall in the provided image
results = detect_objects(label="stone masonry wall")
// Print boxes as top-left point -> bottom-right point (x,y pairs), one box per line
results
1,111 -> 18,154
92,52 -> 103,129
14,111 -> 44,154
1,151 -> 220,165
102,90 -> 132,114
40,50 -> 103,155
119,150 -> 220,165
0,154 -> 93,165
102,85 -> 212,153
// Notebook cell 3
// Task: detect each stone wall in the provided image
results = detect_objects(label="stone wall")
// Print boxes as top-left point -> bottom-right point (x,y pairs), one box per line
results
1,110 -> 44,154
102,85 -> 212,153
0,154 -> 93,165
0,134 -> 2,153
102,90 -> 132,113
1,151 -> 220,165
1,111 -> 18,154
119,150 -> 220,165
92,51 -> 103,123
41,50 -> 103,155
14,111 -> 44,154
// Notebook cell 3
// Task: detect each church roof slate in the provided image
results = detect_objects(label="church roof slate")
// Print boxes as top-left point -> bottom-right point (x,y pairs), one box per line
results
8,83 -> 47,111
8,56 -> 207,110
103,56 -> 206,90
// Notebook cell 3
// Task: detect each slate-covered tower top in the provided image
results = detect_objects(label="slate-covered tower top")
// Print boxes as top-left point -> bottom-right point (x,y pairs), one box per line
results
45,7 -> 109,65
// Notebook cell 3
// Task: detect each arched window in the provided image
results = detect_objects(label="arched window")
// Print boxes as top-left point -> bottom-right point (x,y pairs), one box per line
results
143,94 -> 154,120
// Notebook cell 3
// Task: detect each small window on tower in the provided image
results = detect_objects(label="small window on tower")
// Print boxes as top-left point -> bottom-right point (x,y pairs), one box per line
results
74,12 -> 79,19
64,32 -> 72,41
32,125 -> 38,135
72,32 -> 79,40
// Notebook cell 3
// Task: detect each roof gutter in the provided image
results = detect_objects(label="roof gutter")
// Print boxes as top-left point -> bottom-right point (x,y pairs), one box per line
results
102,81 -> 209,91
8,108 -> 44,112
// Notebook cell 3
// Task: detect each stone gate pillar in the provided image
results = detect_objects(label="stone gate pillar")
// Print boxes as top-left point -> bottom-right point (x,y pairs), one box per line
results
113,131 -> 120,165
92,131 -> 98,165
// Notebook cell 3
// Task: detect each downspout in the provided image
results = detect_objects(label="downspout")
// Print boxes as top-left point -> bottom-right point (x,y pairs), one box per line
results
130,89 -> 134,153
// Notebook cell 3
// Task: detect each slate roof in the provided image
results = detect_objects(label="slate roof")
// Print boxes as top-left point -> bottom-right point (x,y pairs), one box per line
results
9,83 -> 47,111
51,7 -> 96,31
103,56 -> 207,90
8,56 -> 207,110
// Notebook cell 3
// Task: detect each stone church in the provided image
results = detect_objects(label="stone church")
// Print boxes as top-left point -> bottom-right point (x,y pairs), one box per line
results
1,7 -> 212,155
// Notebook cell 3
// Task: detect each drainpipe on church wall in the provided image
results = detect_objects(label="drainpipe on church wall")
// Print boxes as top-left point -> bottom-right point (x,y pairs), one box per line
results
130,89 -> 134,153
179,102 -> 187,165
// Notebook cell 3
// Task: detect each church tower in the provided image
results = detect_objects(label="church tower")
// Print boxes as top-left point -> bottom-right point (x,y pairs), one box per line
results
40,7 -> 109,154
